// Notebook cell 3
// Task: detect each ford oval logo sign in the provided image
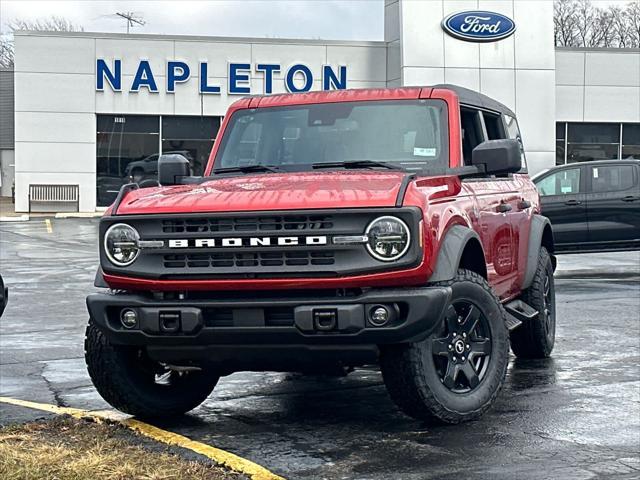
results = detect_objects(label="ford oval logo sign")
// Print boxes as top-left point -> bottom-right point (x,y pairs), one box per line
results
442,11 -> 516,42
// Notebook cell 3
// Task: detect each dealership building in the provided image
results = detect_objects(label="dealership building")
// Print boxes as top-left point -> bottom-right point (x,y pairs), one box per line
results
1,0 -> 639,212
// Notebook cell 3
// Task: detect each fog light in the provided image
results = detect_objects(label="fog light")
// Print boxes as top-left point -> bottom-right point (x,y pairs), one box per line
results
121,309 -> 137,329
370,306 -> 390,327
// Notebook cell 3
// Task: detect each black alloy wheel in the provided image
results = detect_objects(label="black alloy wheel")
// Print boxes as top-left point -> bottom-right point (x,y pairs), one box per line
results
431,302 -> 492,393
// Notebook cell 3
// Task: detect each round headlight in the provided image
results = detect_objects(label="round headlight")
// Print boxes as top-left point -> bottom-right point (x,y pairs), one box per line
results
365,216 -> 411,262
104,223 -> 140,267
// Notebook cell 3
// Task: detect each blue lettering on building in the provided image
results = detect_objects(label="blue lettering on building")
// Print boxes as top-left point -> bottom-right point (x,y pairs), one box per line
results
228,63 -> 251,94
255,64 -> 280,94
322,65 -> 347,90
167,61 -> 190,93
285,64 -> 313,93
96,59 -> 121,91
130,60 -> 158,92
96,59 -> 348,94
199,63 -> 221,94
441,11 -> 516,42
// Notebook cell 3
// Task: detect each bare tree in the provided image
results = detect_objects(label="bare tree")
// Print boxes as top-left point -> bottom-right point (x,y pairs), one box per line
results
0,35 -> 14,68
0,16 -> 84,68
627,1 -> 640,47
609,6 -> 629,47
554,0 -> 640,48
6,16 -> 84,33
554,0 -> 580,46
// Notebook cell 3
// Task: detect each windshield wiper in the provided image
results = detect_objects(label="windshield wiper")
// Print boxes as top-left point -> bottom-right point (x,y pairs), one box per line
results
312,160 -> 403,171
212,164 -> 282,175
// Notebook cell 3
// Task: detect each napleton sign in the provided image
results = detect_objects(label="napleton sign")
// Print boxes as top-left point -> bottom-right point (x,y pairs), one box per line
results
96,59 -> 349,95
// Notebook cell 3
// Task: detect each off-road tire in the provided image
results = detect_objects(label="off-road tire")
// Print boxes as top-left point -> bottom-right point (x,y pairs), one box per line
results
380,269 -> 509,424
510,247 -> 556,358
85,320 -> 219,418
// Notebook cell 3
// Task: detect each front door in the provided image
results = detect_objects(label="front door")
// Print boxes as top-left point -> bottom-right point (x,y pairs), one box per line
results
536,166 -> 588,247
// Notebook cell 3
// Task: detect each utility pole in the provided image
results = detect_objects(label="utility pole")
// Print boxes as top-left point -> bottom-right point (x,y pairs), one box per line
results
115,12 -> 145,34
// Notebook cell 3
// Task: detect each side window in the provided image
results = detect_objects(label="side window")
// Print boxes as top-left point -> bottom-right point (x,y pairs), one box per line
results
483,112 -> 506,140
504,114 -> 527,171
460,108 -> 484,165
590,165 -> 636,193
536,168 -> 581,196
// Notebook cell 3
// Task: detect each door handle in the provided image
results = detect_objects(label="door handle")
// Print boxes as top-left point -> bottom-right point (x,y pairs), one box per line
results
496,203 -> 513,213
621,195 -> 640,202
564,199 -> 582,206
518,199 -> 531,210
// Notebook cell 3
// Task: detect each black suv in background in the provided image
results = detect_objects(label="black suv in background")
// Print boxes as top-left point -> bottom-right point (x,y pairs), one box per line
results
533,159 -> 640,253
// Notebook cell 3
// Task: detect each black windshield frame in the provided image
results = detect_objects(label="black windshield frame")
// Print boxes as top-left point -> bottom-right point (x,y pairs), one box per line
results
211,99 -> 449,174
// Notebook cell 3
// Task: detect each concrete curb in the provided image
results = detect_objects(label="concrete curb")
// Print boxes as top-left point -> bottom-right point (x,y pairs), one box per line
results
0,214 -> 30,222
555,269 -> 640,279
55,212 -> 104,218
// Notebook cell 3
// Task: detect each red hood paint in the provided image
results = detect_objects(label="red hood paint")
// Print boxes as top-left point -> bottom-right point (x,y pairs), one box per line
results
114,171 -> 408,215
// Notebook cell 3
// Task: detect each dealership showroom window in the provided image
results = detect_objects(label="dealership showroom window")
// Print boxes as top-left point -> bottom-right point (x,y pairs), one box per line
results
96,115 -> 219,206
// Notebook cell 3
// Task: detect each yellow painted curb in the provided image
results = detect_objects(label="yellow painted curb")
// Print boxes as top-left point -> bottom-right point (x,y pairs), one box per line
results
0,396 -> 284,480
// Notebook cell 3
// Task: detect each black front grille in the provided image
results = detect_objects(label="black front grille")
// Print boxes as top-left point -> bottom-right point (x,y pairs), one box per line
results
163,251 -> 335,269
101,208 -> 422,280
162,215 -> 333,233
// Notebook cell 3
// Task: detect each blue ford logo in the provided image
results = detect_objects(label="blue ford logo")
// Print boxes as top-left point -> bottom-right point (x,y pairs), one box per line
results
442,11 -> 516,42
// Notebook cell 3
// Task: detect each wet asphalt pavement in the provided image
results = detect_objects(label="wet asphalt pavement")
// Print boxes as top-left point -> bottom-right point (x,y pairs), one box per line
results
1,218 -> 639,479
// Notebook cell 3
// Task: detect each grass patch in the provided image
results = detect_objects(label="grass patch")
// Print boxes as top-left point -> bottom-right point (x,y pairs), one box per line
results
0,416 -> 241,480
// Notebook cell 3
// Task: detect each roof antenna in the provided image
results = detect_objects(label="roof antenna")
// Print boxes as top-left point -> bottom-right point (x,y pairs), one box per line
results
115,11 -> 145,34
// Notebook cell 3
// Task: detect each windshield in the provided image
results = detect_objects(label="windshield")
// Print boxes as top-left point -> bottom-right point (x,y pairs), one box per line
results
213,99 -> 448,173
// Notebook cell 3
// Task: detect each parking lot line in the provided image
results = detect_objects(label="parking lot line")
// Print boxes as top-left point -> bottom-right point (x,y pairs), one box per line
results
45,218 -> 52,233
0,396 -> 284,480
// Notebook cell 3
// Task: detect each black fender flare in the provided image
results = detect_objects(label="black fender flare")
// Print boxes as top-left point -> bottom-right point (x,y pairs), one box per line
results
522,214 -> 555,290
429,225 -> 482,283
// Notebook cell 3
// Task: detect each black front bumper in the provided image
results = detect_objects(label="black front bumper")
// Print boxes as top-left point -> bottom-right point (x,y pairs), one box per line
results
86,286 -> 451,370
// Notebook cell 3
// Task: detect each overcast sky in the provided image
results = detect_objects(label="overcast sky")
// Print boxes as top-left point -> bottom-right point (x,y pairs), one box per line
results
1,1 -> 384,41
0,0 -> 633,41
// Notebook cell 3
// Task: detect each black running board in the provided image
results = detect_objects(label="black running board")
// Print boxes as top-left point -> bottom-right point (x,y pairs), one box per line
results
504,299 -> 539,331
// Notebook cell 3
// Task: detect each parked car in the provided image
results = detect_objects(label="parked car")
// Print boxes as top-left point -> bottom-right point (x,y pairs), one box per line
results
85,85 -> 556,425
0,274 -> 7,317
533,159 -> 640,253
124,150 -> 193,181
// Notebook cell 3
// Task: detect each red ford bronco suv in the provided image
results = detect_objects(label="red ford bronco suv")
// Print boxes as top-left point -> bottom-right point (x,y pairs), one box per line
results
86,85 -> 556,424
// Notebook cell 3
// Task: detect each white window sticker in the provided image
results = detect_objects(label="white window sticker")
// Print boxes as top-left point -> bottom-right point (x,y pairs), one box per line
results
593,168 -> 599,179
413,147 -> 436,157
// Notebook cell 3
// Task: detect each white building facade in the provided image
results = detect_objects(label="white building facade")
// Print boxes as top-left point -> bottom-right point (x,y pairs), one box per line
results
9,0 -> 640,212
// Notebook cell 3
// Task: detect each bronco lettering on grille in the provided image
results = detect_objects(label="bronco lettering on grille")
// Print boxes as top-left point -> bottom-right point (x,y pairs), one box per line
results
167,236 -> 328,249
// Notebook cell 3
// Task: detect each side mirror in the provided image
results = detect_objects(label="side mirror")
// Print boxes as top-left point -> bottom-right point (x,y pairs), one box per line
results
158,154 -> 191,186
471,139 -> 522,176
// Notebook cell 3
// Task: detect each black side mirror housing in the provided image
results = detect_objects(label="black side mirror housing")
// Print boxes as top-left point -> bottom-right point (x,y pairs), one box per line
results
471,139 -> 522,176
158,154 -> 191,186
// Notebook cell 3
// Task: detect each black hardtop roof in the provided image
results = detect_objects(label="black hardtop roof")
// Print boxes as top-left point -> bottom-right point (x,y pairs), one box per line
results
434,84 -> 516,118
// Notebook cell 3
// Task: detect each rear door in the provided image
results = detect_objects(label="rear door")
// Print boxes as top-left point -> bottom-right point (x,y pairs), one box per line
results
586,163 -> 640,245
535,165 -> 588,246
